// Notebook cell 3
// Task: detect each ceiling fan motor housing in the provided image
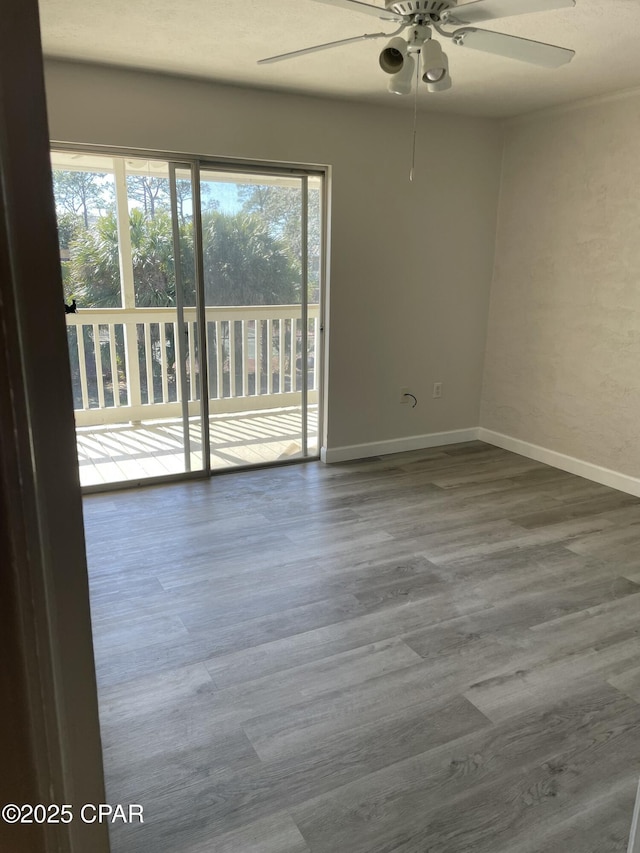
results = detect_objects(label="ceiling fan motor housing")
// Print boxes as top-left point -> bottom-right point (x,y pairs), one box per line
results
386,0 -> 455,18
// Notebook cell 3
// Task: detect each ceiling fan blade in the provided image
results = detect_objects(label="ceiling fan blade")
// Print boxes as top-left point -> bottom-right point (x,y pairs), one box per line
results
257,31 -> 389,64
309,0 -> 391,18
453,27 -> 575,67
444,0 -> 575,25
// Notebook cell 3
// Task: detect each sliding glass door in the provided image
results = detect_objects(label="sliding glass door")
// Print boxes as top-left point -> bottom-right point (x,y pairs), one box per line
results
199,167 -> 322,470
53,149 -> 324,485
52,152 -> 203,486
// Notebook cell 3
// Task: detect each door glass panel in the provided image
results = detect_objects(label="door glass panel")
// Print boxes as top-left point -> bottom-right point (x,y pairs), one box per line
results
199,169 -> 321,469
52,151 -> 203,486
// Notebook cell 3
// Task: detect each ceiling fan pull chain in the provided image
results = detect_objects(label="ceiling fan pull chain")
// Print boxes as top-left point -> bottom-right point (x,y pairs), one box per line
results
409,56 -> 420,182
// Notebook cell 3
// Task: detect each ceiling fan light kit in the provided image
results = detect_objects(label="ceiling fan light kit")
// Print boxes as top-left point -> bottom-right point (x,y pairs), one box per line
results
388,51 -> 416,93
379,35 -> 409,72
424,55 -> 452,90
258,0 -> 576,95
420,37 -> 448,82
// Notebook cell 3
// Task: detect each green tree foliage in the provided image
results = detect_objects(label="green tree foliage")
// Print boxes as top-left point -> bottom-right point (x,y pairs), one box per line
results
55,211 -> 84,300
238,183 -> 321,299
65,208 -> 298,309
126,175 -> 167,218
130,209 -> 185,307
126,174 -> 217,222
56,211 -> 84,251
53,169 -> 115,302
201,211 -> 298,306
238,185 -> 303,256
68,211 -> 121,307
53,170 -> 114,227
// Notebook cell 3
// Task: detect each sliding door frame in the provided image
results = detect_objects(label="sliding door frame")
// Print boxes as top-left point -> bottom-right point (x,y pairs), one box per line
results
169,162 -> 197,472
301,174 -> 309,458
198,159 -> 324,473
51,142 -> 328,490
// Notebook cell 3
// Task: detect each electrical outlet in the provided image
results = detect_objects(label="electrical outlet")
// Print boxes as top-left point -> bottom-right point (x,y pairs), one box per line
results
400,386 -> 410,404
433,382 -> 442,399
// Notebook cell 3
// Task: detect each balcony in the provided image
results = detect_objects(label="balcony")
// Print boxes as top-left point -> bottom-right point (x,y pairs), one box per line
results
67,304 -> 320,486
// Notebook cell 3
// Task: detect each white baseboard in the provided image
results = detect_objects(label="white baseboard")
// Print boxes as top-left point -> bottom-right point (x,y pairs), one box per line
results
321,425 -> 640,498
320,428 -> 479,464
478,428 -> 640,498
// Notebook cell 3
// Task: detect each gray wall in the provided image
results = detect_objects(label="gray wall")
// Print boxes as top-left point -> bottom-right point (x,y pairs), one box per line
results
482,92 -> 640,476
44,60 -> 503,453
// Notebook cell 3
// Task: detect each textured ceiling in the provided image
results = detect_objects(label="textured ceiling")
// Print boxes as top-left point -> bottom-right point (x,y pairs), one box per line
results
39,0 -> 640,117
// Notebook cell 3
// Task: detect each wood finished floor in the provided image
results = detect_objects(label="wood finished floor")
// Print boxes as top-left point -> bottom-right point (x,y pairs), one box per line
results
83,441 -> 640,853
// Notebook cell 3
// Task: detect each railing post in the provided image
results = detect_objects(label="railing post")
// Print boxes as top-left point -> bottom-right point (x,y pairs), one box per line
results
113,158 -> 142,416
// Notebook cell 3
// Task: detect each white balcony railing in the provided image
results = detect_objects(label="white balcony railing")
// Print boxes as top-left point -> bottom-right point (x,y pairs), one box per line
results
66,305 -> 320,427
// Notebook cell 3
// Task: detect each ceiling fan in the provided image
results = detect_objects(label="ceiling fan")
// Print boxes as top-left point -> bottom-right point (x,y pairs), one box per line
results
258,0 -> 576,95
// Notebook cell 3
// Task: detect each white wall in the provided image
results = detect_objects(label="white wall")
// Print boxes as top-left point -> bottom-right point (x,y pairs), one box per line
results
482,92 -> 640,478
44,60 -> 503,455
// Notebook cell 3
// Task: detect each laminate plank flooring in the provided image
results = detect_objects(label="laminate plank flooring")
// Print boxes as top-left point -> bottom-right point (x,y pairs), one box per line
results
83,441 -> 640,852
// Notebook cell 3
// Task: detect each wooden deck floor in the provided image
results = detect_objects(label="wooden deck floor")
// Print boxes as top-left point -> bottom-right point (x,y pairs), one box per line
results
83,442 -> 640,852
75,406 -> 318,486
